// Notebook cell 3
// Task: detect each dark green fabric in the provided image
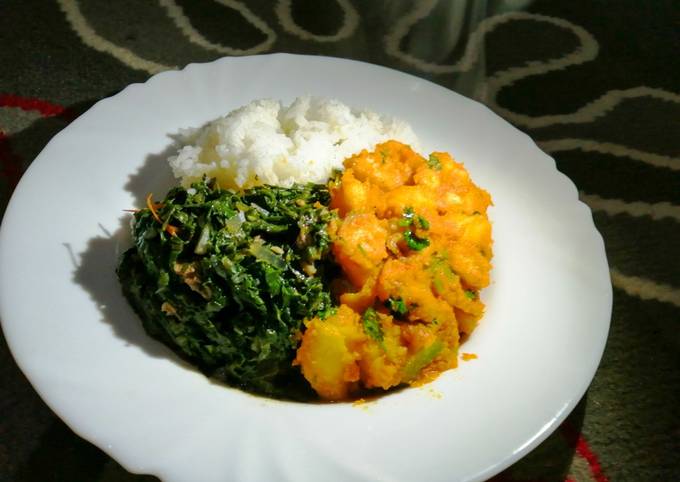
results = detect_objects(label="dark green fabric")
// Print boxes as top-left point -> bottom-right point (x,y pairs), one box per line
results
1,1 -> 678,480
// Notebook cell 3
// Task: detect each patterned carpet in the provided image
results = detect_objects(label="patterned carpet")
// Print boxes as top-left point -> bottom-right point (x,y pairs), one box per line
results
1,1 -> 678,481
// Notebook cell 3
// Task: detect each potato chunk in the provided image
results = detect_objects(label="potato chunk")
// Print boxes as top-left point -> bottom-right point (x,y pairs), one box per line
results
332,213 -> 388,287
294,306 -> 364,400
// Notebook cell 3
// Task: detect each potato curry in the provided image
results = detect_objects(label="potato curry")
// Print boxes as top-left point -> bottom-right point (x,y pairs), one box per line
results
295,141 -> 493,400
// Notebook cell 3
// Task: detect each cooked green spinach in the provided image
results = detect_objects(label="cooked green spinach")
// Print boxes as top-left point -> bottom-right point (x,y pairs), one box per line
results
117,180 -> 336,398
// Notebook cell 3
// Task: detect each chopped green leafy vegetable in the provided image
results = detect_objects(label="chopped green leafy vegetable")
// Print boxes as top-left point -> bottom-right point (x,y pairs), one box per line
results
398,206 -> 415,227
401,339 -> 444,382
432,277 -> 444,294
117,179 -> 336,398
404,230 -> 430,251
465,290 -> 476,300
398,207 -> 431,250
387,297 -> 408,318
427,154 -> 442,170
416,215 -> 430,230
362,307 -> 383,342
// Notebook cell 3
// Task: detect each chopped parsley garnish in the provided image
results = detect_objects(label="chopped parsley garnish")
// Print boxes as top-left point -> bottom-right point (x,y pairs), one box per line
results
465,290 -> 476,300
362,307 -> 384,342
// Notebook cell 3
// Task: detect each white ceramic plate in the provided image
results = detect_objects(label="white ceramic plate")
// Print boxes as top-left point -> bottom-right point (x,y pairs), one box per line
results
0,54 -> 611,482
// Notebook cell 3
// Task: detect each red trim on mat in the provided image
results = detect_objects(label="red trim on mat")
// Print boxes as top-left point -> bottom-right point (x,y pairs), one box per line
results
0,93 -> 74,119
0,94 -> 74,190
574,434 -> 609,482
561,422 -> 610,482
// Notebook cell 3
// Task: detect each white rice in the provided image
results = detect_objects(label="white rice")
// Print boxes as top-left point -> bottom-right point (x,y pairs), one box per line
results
168,96 -> 419,190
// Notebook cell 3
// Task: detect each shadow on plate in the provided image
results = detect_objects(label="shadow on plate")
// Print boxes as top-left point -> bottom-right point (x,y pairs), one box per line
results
70,139 -> 190,365
123,132 -> 185,207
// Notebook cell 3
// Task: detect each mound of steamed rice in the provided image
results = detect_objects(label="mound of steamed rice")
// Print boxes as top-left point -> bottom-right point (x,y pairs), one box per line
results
168,96 -> 419,190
